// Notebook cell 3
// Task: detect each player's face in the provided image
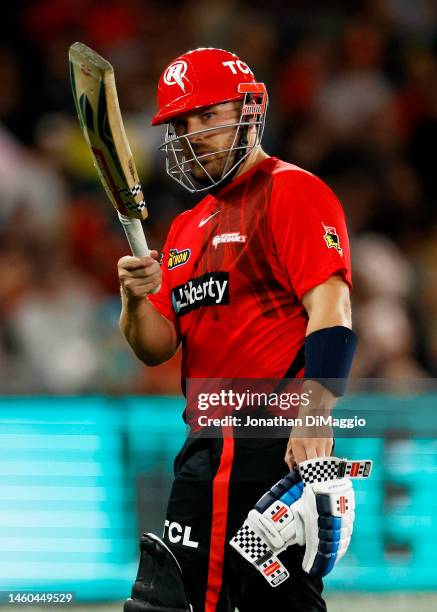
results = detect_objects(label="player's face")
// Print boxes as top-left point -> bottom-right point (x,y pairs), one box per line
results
171,101 -> 242,183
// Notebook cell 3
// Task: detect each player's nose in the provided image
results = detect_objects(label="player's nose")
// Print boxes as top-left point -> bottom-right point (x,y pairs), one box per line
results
185,116 -> 204,136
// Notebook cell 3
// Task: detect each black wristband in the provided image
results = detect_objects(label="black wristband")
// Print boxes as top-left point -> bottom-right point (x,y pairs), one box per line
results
304,326 -> 358,396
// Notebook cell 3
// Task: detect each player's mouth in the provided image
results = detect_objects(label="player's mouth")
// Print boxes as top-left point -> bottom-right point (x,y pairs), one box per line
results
193,153 -> 217,169
195,150 -> 214,160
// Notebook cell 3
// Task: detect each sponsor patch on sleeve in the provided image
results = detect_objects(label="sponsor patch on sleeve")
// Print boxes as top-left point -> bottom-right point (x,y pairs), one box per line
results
323,224 -> 343,256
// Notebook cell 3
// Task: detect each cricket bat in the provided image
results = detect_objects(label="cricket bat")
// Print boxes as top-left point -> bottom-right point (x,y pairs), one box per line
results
68,42 -> 152,261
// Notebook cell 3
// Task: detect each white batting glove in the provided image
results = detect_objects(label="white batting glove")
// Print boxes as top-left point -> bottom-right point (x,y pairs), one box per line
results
230,457 -> 371,585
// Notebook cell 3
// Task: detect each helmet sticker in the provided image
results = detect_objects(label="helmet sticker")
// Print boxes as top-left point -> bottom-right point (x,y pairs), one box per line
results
164,61 -> 188,92
238,83 -> 268,115
222,60 -> 253,75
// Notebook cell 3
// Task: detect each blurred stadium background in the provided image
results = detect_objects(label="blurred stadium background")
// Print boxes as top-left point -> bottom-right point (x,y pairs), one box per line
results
1,0 -> 437,610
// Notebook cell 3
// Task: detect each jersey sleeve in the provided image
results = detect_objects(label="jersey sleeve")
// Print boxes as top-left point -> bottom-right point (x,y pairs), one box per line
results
269,169 -> 352,301
147,223 -> 179,331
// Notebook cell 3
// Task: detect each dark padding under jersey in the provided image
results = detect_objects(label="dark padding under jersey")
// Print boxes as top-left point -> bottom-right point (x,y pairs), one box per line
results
304,326 -> 357,396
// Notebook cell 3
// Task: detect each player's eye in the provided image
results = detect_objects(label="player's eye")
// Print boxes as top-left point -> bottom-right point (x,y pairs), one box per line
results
202,112 -> 215,121
173,120 -> 186,132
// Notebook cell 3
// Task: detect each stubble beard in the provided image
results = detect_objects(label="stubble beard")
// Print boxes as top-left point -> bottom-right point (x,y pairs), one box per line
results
189,154 -> 232,183
185,130 -> 238,184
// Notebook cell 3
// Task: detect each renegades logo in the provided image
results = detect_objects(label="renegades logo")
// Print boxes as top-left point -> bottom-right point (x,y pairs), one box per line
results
168,248 -> 191,270
323,224 -> 343,256
163,60 -> 188,92
212,232 -> 247,248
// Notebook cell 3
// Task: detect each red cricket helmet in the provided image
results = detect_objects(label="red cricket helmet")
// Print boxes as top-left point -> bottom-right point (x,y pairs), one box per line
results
151,47 -> 260,126
152,47 -> 268,193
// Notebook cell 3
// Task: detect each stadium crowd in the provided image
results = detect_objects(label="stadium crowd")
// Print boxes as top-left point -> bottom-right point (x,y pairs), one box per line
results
1,0 -> 437,394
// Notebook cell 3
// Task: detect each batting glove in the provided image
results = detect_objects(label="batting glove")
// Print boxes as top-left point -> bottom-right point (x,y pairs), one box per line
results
230,456 -> 372,586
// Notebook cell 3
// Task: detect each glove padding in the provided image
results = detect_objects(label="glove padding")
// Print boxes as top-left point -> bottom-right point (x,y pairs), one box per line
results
229,470 -> 303,587
298,475 -> 355,575
230,456 -> 371,585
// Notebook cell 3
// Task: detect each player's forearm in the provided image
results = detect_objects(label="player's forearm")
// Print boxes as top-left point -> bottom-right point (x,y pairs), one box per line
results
303,276 -> 352,335
286,277 -> 356,466
120,293 -> 179,366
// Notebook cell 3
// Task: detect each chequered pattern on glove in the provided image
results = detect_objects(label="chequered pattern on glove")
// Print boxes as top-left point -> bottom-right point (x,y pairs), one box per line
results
230,523 -> 270,563
298,457 -> 340,484
299,457 -> 372,485
229,522 -> 290,588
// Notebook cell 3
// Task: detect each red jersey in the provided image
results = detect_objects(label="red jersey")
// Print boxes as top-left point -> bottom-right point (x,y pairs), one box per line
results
149,157 -> 351,382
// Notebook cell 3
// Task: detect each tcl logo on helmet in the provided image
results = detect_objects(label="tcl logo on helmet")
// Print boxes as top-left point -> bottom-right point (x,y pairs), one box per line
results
222,60 -> 253,75
164,60 -> 188,92
152,47 -> 261,126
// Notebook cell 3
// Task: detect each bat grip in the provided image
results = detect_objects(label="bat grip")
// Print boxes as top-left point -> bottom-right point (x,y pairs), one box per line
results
117,212 -> 150,257
117,213 -> 161,294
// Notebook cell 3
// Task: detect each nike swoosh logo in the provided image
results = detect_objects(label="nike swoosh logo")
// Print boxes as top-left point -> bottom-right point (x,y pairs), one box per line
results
198,210 -> 220,227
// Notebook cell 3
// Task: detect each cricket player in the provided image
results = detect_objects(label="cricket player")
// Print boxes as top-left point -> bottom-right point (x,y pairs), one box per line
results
120,48 -> 357,612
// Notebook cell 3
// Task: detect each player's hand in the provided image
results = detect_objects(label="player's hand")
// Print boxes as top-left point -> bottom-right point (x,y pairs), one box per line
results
285,381 -> 335,468
118,250 -> 162,300
285,426 -> 333,469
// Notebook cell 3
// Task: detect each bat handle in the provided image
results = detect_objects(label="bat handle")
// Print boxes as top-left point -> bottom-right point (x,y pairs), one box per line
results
117,212 -> 150,257
117,213 -> 161,294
